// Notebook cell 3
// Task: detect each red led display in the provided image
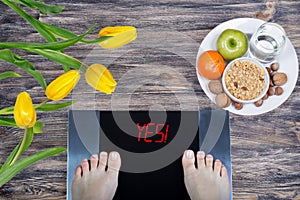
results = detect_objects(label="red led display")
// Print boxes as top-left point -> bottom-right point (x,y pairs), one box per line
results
136,123 -> 170,143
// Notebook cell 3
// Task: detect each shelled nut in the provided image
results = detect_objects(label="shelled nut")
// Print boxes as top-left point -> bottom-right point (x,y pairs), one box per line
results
266,67 -> 271,76
275,87 -> 283,95
233,102 -> 243,110
268,87 -> 275,96
270,62 -> 279,71
270,79 -> 274,87
262,93 -> 269,100
254,99 -> 263,107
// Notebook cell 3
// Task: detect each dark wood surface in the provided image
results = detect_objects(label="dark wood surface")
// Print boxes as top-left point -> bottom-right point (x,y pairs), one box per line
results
0,0 -> 300,199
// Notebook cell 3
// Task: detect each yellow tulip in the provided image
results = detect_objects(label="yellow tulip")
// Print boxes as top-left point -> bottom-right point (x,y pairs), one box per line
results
98,26 -> 137,49
46,70 -> 80,101
14,92 -> 36,129
85,64 -> 117,94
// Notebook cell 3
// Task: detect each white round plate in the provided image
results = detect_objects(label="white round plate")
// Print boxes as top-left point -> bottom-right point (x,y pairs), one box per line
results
196,18 -> 299,115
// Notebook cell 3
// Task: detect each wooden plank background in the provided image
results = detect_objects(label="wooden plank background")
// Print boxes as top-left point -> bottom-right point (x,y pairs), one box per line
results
0,0 -> 299,199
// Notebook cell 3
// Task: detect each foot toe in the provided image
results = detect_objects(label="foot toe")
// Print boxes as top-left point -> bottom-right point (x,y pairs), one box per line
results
81,159 -> 89,176
221,164 -> 229,178
196,151 -> 205,168
74,165 -> 82,179
98,151 -> 108,170
182,150 -> 196,175
205,154 -> 214,170
107,151 -> 121,175
90,154 -> 99,170
214,159 -> 222,176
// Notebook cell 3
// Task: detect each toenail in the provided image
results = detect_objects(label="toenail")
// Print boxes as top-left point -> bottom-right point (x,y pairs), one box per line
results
111,152 -> 118,161
100,152 -> 108,157
186,150 -> 194,159
197,151 -> 205,157
92,154 -> 98,158
207,154 -> 213,158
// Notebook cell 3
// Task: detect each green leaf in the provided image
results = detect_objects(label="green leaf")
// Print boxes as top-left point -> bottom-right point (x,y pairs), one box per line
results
2,0 -> 57,42
0,49 -> 47,89
0,71 -> 22,81
0,128 -> 33,171
81,36 -> 113,44
35,101 -> 75,111
8,0 -> 64,15
0,102 -> 75,115
42,23 -> 113,44
42,23 -> 77,39
23,48 -> 84,71
1,142 -> 21,171
32,121 -> 43,134
0,25 -> 95,51
0,117 -> 44,134
0,106 -> 14,115
1,0 -> 72,73
0,147 -> 66,187
0,117 -> 16,127
62,64 -> 71,72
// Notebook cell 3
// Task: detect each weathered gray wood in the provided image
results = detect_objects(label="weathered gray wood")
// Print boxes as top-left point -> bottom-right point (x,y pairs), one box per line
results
0,0 -> 300,199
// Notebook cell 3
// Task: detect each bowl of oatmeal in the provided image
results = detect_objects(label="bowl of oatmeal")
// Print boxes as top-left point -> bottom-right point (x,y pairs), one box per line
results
222,57 -> 270,104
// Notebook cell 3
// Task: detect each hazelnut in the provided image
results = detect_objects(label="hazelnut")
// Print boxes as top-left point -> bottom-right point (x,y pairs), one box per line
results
225,96 -> 232,107
254,99 -> 263,107
269,79 -> 274,87
275,87 -> 283,95
268,87 -> 275,96
262,93 -> 269,100
266,67 -> 271,76
208,80 -> 223,94
272,73 -> 287,86
270,62 -> 279,71
233,102 -> 243,110
215,93 -> 231,108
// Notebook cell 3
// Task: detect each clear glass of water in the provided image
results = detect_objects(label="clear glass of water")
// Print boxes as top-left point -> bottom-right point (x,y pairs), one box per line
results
249,22 -> 286,63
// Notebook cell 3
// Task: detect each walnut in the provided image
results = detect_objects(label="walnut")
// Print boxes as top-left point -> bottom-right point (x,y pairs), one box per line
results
208,80 -> 223,94
215,93 -> 231,108
272,73 -> 287,86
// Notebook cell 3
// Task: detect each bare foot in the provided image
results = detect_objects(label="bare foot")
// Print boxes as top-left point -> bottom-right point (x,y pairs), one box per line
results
72,151 -> 121,200
182,150 -> 230,200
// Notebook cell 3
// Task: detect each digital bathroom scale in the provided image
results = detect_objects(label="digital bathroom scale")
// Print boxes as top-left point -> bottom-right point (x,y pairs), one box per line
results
67,110 -> 232,200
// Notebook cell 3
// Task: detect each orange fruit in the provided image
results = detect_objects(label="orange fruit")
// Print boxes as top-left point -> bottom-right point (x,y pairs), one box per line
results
197,50 -> 225,80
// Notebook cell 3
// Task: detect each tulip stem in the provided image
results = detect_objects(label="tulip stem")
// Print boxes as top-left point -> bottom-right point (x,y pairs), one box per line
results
35,98 -> 49,109
80,62 -> 89,73
10,128 -> 28,166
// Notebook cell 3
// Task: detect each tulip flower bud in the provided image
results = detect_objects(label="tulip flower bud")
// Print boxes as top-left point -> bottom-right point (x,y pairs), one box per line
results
98,26 -> 137,49
14,92 -> 36,129
46,70 -> 80,101
85,64 -> 117,94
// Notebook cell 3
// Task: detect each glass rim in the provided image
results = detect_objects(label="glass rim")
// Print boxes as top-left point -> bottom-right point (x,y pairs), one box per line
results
259,22 -> 286,35
252,22 -> 286,51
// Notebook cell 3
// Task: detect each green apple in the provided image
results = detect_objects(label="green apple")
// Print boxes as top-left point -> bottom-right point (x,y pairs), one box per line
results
217,29 -> 248,61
